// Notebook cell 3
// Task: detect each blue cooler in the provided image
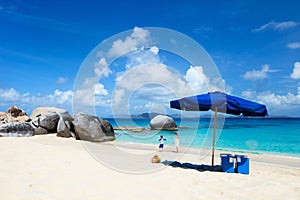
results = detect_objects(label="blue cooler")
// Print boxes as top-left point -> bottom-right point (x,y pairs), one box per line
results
235,155 -> 250,174
220,154 -> 234,173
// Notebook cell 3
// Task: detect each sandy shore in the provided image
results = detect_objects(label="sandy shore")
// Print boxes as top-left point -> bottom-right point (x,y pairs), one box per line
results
0,135 -> 299,200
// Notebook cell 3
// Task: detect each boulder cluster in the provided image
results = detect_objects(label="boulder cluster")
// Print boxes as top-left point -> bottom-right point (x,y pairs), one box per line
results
0,106 -> 30,125
0,106 -> 178,141
0,106 -> 115,142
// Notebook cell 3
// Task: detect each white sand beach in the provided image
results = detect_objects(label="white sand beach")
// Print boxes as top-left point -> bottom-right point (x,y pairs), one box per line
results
0,134 -> 299,200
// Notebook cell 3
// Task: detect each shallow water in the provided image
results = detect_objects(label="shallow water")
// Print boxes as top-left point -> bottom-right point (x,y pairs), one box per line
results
107,117 -> 300,157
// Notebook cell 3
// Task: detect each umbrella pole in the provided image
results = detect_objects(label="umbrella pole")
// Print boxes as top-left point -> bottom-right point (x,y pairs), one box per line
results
211,108 -> 217,170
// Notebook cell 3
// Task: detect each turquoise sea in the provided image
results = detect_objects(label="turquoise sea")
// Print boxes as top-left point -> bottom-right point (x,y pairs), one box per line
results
106,118 -> 300,157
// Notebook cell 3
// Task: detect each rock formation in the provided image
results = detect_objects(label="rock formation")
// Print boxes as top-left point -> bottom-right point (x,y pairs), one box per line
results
0,106 -> 30,125
7,106 -> 26,118
30,107 -> 69,119
29,107 -> 73,137
150,115 -> 178,130
0,106 -> 116,143
0,112 -> 10,125
73,113 -> 115,142
38,111 -> 60,133
0,122 -> 34,137
56,116 -> 71,137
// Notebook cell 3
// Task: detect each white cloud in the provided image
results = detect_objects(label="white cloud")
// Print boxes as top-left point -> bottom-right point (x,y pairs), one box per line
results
106,27 -> 230,114
240,62 -> 300,115
112,63 -> 192,112
108,27 -> 150,58
112,63 -> 230,114
132,85 -> 179,104
82,57 -> 111,98
0,88 -> 20,101
149,46 -> 159,54
287,42 -> 300,49
184,66 -> 230,94
94,58 -> 112,78
48,89 -> 73,104
242,88 -> 300,112
290,62 -> 300,80
124,48 -> 161,70
73,89 -> 94,107
73,83 -> 109,107
0,87 -> 73,109
28,89 -> 73,106
56,77 -> 68,84
252,21 -> 299,32
94,83 -> 108,96
115,63 -> 188,95
243,64 -> 278,80
112,89 -> 125,106
109,32 -> 231,113
82,27 -> 151,105
184,66 -> 210,94
241,90 -> 257,100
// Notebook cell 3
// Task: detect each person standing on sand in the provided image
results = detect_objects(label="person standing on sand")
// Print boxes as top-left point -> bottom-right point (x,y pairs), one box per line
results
158,135 -> 167,152
174,132 -> 179,153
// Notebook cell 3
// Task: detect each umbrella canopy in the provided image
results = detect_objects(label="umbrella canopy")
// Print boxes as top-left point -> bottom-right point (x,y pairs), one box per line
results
170,91 -> 268,169
170,91 -> 268,116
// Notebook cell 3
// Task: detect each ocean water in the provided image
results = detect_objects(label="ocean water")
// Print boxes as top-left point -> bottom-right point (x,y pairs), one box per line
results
106,117 -> 300,157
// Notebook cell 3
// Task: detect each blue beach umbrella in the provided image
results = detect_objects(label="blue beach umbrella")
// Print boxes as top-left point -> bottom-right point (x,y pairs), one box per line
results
170,91 -> 268,169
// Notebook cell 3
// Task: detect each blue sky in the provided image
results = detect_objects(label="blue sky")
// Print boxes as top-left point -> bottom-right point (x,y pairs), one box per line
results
0,0 -> 300,117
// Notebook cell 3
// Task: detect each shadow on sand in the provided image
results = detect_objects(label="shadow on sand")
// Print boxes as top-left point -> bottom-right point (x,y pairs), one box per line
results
162,160 -> 221,172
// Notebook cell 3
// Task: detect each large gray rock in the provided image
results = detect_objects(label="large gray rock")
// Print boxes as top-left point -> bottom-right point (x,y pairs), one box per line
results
33,126 -> 48,135
150,115 -> 178,130
0,122 -> 34,137
30,107 -> 74,136
30,120 -> 48,135
38,111 -> 60,133
56,112 -> 74,137
31,107 -> 73,125
73,113 -> 115,142
30,107 -> 69,119
56,116 -> 71,138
